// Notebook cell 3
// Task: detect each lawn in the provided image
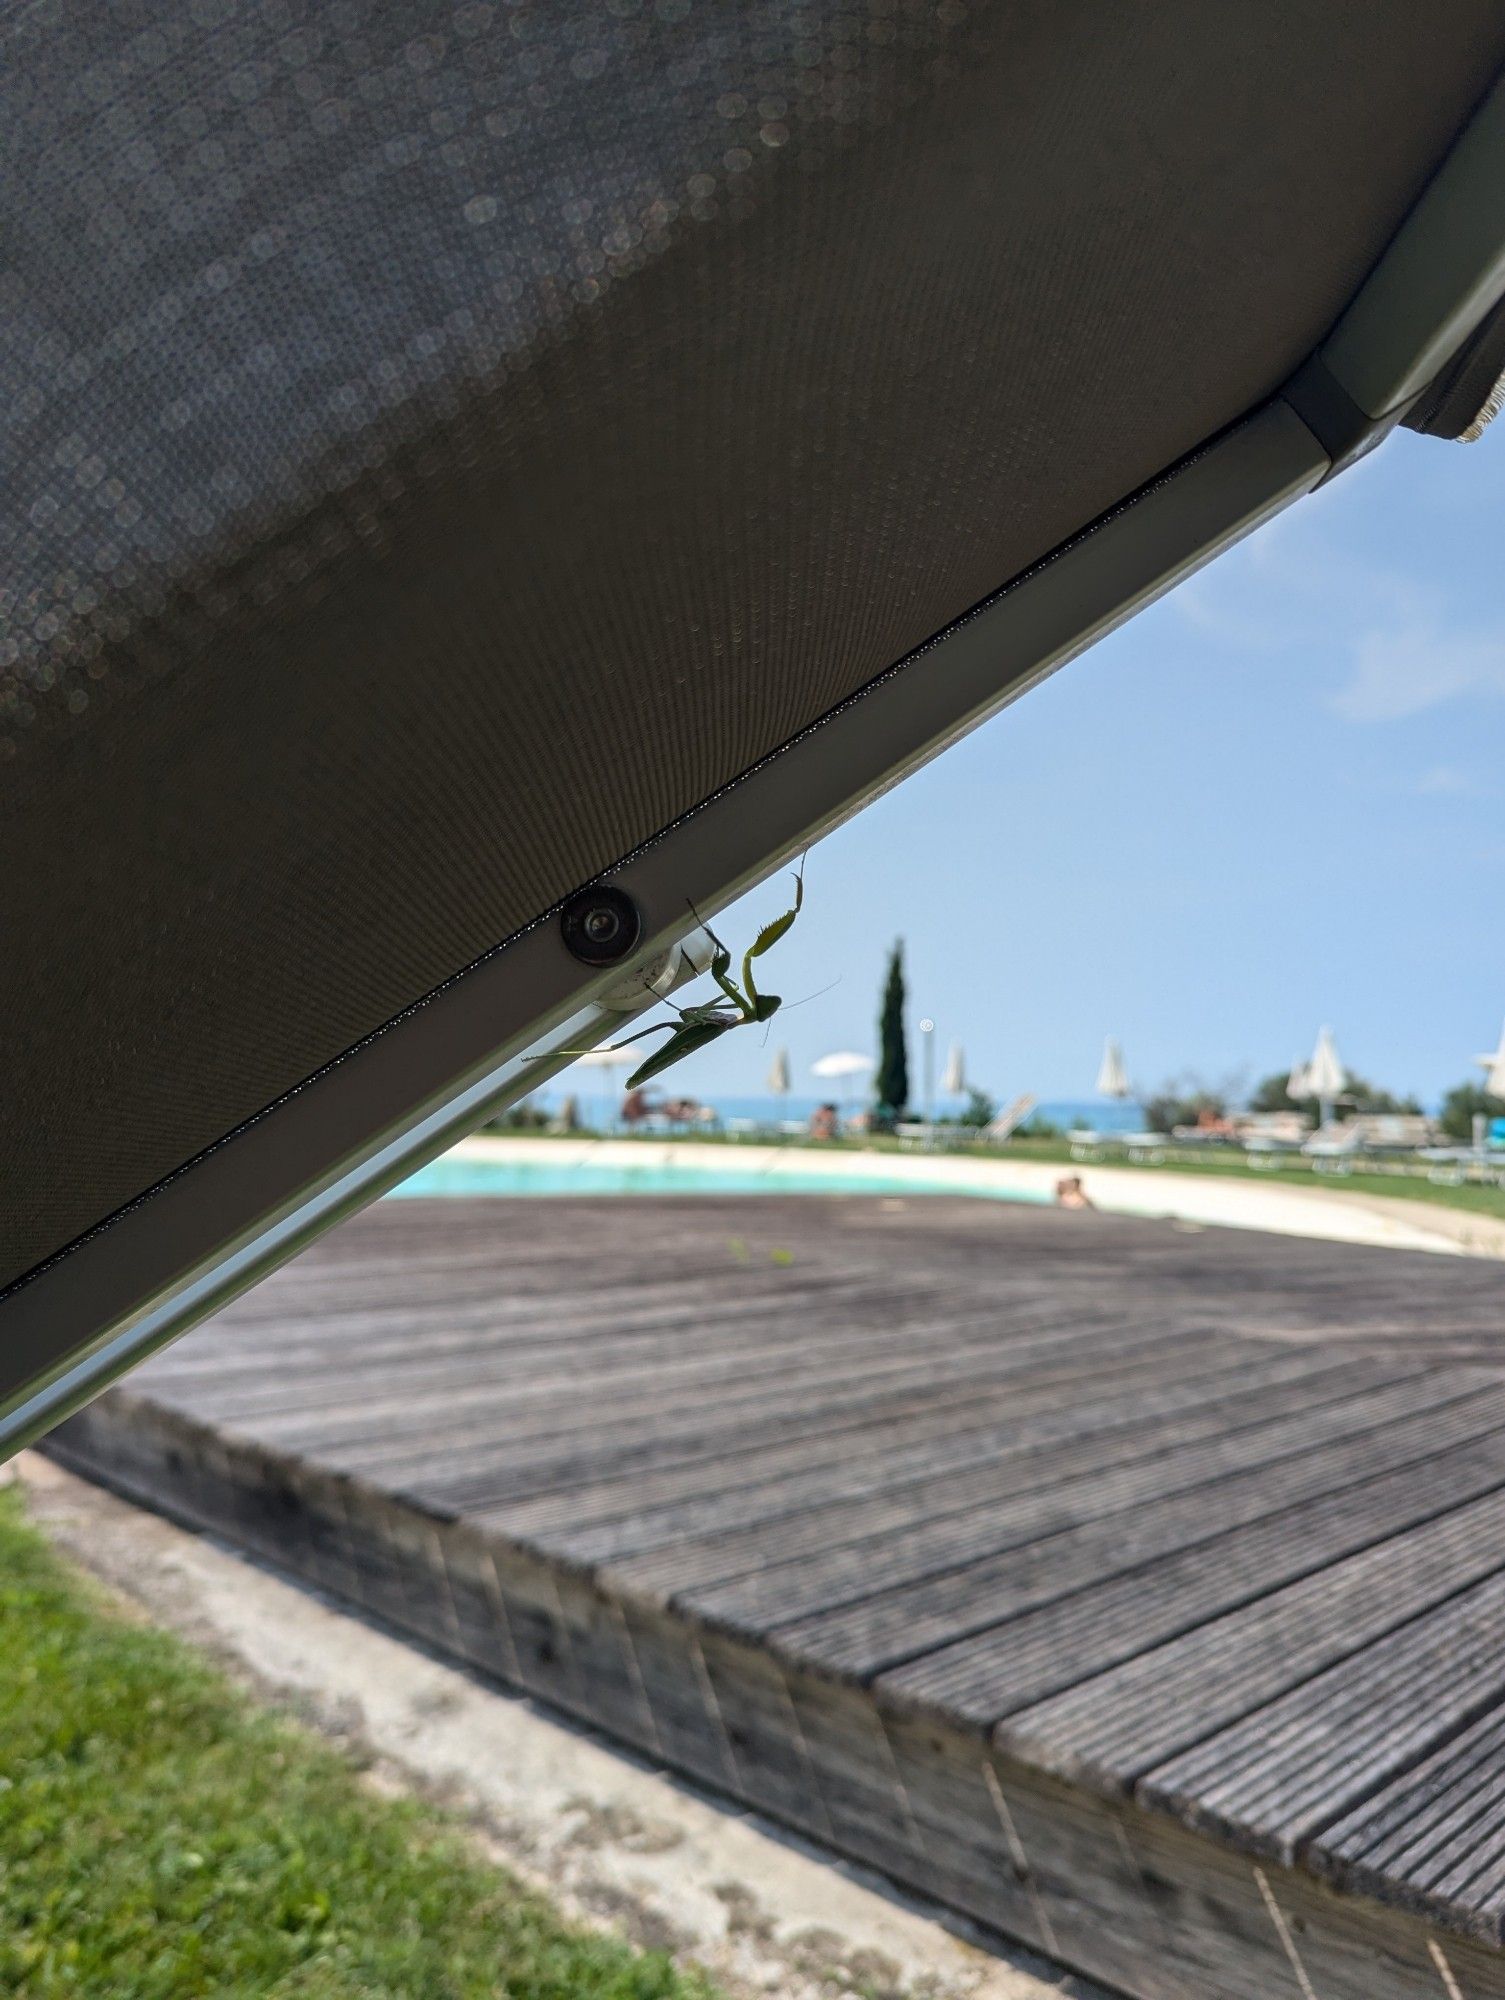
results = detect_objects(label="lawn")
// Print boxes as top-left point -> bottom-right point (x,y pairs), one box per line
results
0,1488 -> 718,2000
991,1135 -> 1505,1219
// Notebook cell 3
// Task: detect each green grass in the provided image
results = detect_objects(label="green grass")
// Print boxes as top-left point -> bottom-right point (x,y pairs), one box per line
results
989,1136 -> 1505,1219
0,1490 -> 719,2000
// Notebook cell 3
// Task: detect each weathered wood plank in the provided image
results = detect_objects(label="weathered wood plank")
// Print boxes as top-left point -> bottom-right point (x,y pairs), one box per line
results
485,1342 -> 1335,1532
880,1427 -> 1505,1726
758,1389 -> 1505,1670
532,1348 -> 1398,1564
383,1331 -> 1228,1511
986,1483 -> 1505,1782
1310,1702 -> 1505,1940
610,1366 -> 1467,1600
225,1306 -> 1207,1457
1142,1571 -> 1505,1862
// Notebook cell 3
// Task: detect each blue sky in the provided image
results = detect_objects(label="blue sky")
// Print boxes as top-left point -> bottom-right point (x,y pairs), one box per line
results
564,425 -> 1504,1111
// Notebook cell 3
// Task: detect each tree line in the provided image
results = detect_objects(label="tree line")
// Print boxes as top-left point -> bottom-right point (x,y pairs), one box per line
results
876,941 -> 1499,1142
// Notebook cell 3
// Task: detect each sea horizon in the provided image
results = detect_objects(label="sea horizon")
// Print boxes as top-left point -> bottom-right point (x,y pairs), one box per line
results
520,1091 -> 1150,1134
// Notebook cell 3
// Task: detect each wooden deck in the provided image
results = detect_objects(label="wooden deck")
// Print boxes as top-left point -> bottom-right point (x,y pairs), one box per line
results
48,1192 -> 1505,1999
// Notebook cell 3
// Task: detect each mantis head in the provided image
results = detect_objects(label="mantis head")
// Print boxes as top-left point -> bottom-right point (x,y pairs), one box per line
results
753,993 -> 782,1023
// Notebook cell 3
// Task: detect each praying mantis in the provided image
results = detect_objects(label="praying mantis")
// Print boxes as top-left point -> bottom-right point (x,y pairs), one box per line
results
569,863 -> 805,1089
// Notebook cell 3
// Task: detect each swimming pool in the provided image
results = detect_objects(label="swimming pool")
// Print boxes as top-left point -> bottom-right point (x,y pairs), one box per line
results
382,1139 -> 1473,1257
390,1150 -> 1051,1204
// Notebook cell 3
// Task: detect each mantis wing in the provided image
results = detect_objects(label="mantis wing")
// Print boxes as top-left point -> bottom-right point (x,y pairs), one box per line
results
627,1018 -> 730,1088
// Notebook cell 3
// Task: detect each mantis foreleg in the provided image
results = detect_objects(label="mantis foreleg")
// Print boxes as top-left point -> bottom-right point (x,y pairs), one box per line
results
742,864 -> 804,1010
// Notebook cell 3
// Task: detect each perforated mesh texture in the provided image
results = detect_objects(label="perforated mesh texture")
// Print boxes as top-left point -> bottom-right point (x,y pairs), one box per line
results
4,1 -> 1504,1288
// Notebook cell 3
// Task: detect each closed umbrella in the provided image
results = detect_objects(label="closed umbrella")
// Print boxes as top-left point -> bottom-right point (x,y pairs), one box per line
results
1095,1038 -> 1130,1100
1475,1021 -> 1505,1101
764,1044 -> 793,1137
1302,1026 -> 1346,1129
941,1042 -> 967,1097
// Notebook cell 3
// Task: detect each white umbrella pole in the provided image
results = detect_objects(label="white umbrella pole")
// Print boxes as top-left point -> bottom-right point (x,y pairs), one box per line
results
921,1017 -> 935,1149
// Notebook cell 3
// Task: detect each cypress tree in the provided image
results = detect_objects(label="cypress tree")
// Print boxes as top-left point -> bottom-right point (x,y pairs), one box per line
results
875,940 -> 909,1126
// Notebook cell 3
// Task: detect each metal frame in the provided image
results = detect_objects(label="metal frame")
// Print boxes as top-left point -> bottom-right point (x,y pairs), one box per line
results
1323,71 -> 1505,419
4,63 -> 1504,1460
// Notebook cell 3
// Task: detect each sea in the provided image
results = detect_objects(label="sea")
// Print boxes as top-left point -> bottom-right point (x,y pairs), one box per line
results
520,1091 -> 1145,1134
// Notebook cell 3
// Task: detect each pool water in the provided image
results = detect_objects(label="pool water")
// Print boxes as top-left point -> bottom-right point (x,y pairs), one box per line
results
390,1154 -> 1050,1204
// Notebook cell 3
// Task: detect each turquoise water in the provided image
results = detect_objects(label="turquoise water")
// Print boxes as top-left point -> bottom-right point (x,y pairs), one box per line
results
391,1154 -> 1050,1204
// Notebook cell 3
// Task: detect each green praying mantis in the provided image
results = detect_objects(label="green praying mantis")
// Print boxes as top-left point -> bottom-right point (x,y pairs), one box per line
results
567,863 -> 806,1090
